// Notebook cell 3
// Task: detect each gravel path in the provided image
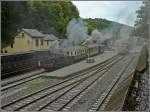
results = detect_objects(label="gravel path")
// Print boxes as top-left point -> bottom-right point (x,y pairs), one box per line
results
135,68 -> 149,111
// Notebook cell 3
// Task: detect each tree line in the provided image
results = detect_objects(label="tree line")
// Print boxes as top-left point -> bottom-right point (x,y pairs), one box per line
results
131,0 -> 149,39
2,1 -> 79,48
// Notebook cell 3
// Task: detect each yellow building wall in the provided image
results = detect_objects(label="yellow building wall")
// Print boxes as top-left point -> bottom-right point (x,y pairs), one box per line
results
2,31 -> 50,54
2,32 -> 32,53
32,38 -> 49,50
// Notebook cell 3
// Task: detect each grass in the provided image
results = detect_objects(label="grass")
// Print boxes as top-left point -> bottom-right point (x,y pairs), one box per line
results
27,78 -> 46,90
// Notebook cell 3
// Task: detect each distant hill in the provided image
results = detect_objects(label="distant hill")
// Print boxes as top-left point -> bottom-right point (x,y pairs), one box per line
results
84,18 -> 133,40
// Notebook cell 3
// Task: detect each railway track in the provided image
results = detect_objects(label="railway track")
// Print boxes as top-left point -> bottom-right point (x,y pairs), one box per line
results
60,54 -> 135,111
2,69 -> 45,87
2,54 -> 124,111
89,54 -> 135,111
1,73 -> 43,91
1,54 -> 119,96
1,70 -> 45,95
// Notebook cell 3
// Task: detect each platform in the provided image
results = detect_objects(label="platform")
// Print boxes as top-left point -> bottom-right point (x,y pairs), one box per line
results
43,51 -> 117,78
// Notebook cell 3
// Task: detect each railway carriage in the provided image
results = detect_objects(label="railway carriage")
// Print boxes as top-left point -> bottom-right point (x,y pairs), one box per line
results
62,44 -> 103,63
87,45 -> 100,56
63,46 -> 88,62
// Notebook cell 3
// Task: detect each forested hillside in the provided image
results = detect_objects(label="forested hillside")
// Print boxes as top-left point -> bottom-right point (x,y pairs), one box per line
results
2,1 -> 79,48
84,18 -> 133,40
84,18 -> 111,34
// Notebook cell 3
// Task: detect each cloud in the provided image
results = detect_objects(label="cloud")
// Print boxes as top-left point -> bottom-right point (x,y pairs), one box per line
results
72,1 -> 143,26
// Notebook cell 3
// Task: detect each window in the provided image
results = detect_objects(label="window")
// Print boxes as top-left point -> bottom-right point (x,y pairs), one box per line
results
11,44 -> 13,48
27,40 -> 30,44
1,50 -> 3,53
22,32 -> 24,37
5,50 -> 7,53
35,39 -> 39,47
41,39 -> 43,46
47,41 -> 49,45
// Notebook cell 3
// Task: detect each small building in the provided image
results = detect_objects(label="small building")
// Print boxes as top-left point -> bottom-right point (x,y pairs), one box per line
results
44,34 -> 58,48
1,29 -> 58,53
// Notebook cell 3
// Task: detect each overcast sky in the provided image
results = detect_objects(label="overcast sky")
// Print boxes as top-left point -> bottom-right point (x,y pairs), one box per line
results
72,1 -> 143,26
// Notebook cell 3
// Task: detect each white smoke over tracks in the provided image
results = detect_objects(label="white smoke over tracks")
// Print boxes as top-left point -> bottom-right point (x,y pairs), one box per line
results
50,17 -> 138,53
61,18 -> 89,47
83,29 -> 113,45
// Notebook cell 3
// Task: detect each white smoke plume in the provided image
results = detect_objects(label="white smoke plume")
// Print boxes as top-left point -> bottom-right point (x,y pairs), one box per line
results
83,29 -> 113,45
61,18 -> 89,47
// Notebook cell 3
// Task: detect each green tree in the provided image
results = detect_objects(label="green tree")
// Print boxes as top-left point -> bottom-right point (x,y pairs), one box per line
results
26,1 -> 79,38
131,0 -> 149,38
84,18 -> 112,34
1,1 -> 33,48
1,1 -> 79,48
85,18 -> 95,34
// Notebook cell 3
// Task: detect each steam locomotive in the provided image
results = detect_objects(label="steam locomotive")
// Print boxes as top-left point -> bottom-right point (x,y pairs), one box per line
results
40,45 -> 104,71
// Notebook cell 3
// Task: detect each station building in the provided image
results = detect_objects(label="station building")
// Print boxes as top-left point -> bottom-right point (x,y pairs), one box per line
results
1,29 -> 58,53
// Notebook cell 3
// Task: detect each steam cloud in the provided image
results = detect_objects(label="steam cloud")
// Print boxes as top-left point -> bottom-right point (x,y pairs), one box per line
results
61,18 -> 89,48
83,29 -> 113,45
50,17 -> 143,54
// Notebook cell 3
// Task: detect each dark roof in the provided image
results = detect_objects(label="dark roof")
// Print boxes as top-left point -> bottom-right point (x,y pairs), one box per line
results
87,44 -> 100,48
44,34 -> 58,41
22,28 -> 45,38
